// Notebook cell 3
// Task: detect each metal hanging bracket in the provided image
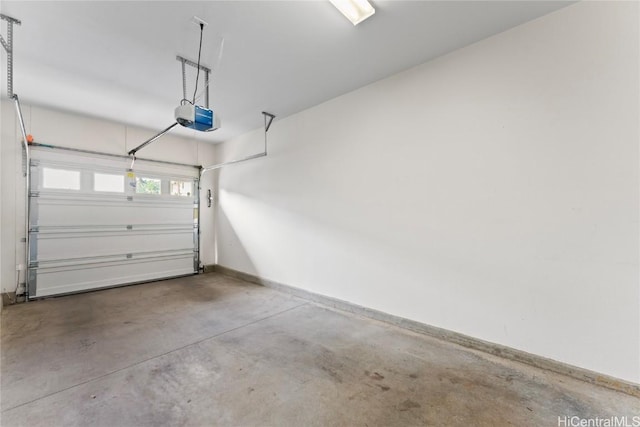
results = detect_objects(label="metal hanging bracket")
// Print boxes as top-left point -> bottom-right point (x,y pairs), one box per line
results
263,111 -> 275,133
177,55 -> 211,108
201,111 -> 276,174
1,14 -> 22,98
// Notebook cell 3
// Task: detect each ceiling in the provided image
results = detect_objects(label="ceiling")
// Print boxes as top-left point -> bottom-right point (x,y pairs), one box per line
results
1,1 -> 571,143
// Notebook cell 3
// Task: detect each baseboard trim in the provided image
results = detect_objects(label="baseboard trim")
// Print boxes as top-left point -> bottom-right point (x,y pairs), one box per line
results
202,264 -> 217,274
213,265 -> 640,398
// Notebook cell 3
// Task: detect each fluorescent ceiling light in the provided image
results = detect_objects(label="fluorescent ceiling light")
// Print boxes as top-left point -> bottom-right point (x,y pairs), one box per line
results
329,0 -> 375,25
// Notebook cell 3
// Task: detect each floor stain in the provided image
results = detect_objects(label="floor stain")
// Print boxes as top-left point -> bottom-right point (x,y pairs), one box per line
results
367,371 -> 384,381
79,339 -> 96,350
321,365 -> 343,383
398,399 -> 421,411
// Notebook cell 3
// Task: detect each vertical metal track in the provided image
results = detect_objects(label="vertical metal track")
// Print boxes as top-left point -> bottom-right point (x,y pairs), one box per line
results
196,170 -> 202,272
2,14 -> 27,298
13,95 -> 30,299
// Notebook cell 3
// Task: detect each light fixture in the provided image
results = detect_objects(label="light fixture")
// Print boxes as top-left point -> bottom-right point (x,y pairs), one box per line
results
329,0 -> 375,25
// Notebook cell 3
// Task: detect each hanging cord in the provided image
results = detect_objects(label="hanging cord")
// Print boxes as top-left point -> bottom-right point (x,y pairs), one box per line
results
192,23 -> 204,104
193,37 -> 225,104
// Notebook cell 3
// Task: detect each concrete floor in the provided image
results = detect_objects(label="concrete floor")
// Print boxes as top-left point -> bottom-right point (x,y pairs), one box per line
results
1,273 -> 638,426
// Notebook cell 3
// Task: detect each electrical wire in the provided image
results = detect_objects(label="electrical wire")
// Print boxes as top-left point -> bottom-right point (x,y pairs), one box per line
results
192,23 -> 204,104
11,268 -> 21,303
193,37 -> 225,104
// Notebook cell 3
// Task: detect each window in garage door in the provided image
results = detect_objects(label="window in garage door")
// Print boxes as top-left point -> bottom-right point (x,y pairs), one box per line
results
170,180 -> 192,197
136,176 -> 162,195
94,173 -> 125,193
42,168 -> 81,190
28,147 -> 200,299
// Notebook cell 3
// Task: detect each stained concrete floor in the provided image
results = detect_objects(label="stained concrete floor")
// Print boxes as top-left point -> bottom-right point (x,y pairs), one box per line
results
1,273 -> 638,426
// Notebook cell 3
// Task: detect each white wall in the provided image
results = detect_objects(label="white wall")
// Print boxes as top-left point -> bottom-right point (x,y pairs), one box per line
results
215,1 -> 639,383
0,101 -> 218,295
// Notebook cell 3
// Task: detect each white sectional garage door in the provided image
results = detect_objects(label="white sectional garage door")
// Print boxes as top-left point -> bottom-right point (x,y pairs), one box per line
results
28,147 -> 199,298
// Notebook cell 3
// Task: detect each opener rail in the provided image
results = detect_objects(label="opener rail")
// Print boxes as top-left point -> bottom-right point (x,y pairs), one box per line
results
128,122 -> 178,158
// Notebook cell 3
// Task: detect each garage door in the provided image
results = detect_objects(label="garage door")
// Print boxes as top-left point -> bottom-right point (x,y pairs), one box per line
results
28,147 -> 199,298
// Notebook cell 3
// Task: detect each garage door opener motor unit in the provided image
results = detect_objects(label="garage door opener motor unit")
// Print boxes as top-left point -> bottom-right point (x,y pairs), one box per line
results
174,17 -> 220,133
175,103 -> 219,132
128,17 -> 221,161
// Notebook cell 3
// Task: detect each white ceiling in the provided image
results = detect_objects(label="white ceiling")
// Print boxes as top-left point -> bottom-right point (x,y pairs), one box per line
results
1,1 -> 571,143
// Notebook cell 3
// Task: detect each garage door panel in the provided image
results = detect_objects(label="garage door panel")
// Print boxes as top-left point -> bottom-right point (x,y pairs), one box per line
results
33,255 -> 196,298
32,199 -> 194,227
28,148 -> 200,299
34,231 -> 195,261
